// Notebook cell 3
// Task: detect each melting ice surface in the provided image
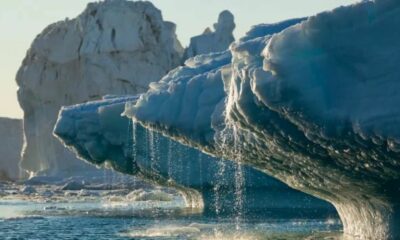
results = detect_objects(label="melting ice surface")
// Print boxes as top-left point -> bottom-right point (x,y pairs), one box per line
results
52,95 -> 342,239
43,0 -> 400,239
54,94 -> 335,213
125,0 -> 400,239
49,12 -> 346,240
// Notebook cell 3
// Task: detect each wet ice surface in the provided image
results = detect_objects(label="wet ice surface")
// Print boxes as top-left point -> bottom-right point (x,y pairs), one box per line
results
0,179 -> 342,240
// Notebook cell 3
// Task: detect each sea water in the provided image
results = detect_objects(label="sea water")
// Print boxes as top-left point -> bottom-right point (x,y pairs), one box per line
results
0,178 -> 343,240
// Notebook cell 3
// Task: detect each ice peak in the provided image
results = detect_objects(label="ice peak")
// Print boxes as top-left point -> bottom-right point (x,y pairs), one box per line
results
214,10 -> 235,34
183,10 -> 235,60
16,0 -> 183,175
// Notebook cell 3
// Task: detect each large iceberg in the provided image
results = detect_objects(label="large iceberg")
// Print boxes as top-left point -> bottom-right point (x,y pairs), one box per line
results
54,95 -> 333,214
16,0 -> 183,176
52,16 -> 330,215
0,118 -> 24,180
125,0 -> 400,239
15,0 -> 327,217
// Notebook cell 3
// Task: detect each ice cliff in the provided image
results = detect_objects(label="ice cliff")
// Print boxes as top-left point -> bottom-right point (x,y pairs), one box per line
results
0,118 -> 24,180
183,10 -> 235,60
125,0 -> 400,239
16,0 -> 183,176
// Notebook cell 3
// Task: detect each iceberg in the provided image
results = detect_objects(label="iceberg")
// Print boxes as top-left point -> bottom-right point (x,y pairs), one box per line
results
54,94 -> 333,214
0,118 -> 24,180
15,0 -> 241,179
125,0 -> 400,239
183,10 -> 235,60
15,0 -> 325,217
16,0 -> 183,176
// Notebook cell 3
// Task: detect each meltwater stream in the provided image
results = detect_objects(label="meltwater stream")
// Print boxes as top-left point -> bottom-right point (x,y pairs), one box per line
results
215,123 -> 246,231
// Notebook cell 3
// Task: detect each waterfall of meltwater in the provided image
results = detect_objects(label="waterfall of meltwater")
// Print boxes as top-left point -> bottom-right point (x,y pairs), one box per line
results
213,121 -> 246,233
213,156 -> 226,216
167,140 -> 173,180
148,129 -> 161,173
232,124 -> 245,231
224,79 -> 246,231
128,119 -> 204,210
126,119 -> 139,175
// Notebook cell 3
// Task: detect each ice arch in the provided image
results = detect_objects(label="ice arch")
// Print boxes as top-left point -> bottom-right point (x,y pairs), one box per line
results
54,95 -> 333,214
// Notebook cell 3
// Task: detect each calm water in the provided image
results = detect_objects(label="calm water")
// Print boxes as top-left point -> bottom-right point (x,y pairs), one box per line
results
0,181 -> 343,240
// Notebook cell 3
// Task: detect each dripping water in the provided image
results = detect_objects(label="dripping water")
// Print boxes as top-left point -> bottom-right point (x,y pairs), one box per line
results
224,78 -> 246,232
127,119 -> 204,211
212,125 -> 229,237
213,157 -> 226,217
148,129 -> 161,173
127,119 -> 137,224
213,118 -> 246,234
167,140 -> 173,180
177,142 -> 184,184
143,128 -> 149,167
130,119 -> 137,170
183,148 -> 190,186
148,129 -> 155,171
126,119 -> 137,175
232,124 -> 245,231
197,152 -> 204,192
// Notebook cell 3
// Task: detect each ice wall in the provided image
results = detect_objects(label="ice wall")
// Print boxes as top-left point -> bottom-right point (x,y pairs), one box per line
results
16,0 -> 183,176
183,10 -> 235,60
126,0 -> 400,239
0,118 -> 24,180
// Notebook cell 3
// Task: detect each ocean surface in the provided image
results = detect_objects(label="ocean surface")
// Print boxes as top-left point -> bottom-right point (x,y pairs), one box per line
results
0,177 -> 343,240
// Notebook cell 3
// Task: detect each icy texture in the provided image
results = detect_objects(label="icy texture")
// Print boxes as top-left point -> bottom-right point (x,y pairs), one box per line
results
0,118 -> 24,180
127,1 -> 400,239
241,18 -> 306,41
16,0 -> 183,176
183,10 -> 235,60
54,95 -> 332,212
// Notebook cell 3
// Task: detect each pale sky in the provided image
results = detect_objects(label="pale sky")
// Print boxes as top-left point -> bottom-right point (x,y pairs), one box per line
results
0,0 -> 360,119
